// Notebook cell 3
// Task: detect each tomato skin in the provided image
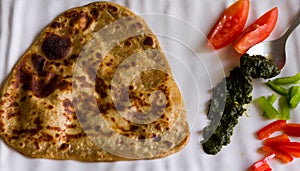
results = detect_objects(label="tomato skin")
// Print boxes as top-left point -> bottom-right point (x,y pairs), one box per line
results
207,0 -> 249,49
233,7 -> 278,54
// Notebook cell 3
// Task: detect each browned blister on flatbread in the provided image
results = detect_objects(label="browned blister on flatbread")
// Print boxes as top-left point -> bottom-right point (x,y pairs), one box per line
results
0,2 -> 189,161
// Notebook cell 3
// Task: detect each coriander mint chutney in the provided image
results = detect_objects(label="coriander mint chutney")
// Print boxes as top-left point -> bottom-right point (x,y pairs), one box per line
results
202,54 -> 280,155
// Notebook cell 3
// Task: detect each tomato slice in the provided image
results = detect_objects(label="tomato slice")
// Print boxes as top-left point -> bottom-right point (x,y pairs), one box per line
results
233,7 -> 278,54
257,120 -> 287,140
207,0 -> 249,49
285,123 -> 300,137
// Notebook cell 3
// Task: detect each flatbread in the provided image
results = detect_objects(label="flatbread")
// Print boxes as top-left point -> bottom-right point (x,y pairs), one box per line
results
0,2 -> 189,161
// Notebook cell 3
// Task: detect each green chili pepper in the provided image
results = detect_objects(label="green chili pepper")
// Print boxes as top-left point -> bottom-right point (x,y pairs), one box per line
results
272,72 -> 300,85
263,94 -> 277,118
288,86 -> 300,109
255,96 -> 280,119
266,81 -> 289,95
263,93 -> 277,118
278,96 -> 290,120
267,93 -> 277,104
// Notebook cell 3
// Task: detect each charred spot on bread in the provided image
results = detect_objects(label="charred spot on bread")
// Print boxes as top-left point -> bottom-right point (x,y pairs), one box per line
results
42,33 -> 72,60
31,53 -> 46,75
143,36 -> 155,47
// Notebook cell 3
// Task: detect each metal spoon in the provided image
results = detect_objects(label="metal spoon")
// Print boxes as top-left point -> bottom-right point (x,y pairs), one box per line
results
246,11 -> 300,70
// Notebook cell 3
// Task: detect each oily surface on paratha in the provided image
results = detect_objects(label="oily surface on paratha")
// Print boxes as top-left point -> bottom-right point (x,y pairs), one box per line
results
0,1 -> 189,161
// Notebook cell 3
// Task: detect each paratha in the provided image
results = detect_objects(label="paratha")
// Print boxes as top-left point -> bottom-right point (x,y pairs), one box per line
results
0,2 -> 189,161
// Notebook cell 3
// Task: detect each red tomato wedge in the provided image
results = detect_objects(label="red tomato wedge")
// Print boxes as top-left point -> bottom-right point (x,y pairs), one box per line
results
207,0 -> 249,49
257,120 -> 287,140
233,7 -> 278,54
285,123 -> 300,137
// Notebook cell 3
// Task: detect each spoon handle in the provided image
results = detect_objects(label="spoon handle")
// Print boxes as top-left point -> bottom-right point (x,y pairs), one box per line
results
282,10 -> 300,40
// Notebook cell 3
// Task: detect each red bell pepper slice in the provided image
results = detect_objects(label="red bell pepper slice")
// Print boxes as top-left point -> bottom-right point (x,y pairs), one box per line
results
264,134 -> 290,146
277,146 -> 300,158
261,146 -> 293,164
257,120 -> 287,140
277,141 -> 300,149
265,136 -> 300,158
276,141 -> 300,157
248,153 -> 275,171
285,123 -> 300,137
279,141 -> 300,147
248,163 -> 272,171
